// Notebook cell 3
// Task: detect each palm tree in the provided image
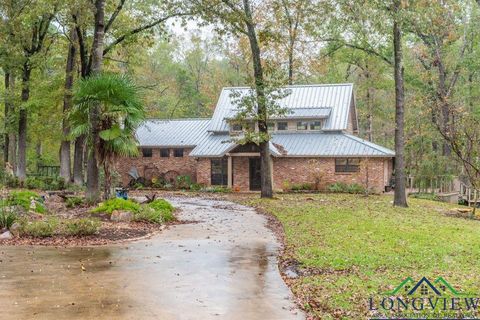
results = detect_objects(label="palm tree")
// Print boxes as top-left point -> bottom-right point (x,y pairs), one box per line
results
70,73 -> 144,201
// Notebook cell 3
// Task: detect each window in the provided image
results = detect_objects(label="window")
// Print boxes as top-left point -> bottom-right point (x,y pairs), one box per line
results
277,122 -> 288,130
267,122 -> 275,131
142,148 -> 152,158
297,121 -> 308,130
160,149 -> 169,158
310,121 -> 322,130
211,159 -> 228,185
335,158 -> 360,173
232,123 -> 242,131
173,149 -> 184,157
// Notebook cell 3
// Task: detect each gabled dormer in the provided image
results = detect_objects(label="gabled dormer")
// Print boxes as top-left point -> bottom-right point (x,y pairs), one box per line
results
208,83 -> 359,135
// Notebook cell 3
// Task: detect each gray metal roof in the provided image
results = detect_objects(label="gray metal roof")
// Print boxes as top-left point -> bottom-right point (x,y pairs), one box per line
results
136,119 -> 211,147
271,132 -> 394,157
208,84 -> 354,132
189,132 -> 394,157
188,134 -> 282,157
226,107 -> 332,120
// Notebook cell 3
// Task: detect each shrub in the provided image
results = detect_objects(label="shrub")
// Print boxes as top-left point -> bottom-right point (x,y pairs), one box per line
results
8,191 -> 46,213
291,183 -> 314,191
66,197 -> 84,208
24,176 -> 66,191
346,183 -> 365,194
21,218 -> 58,237
327,182 -> 349,193
133,207 -> 162,224
26,177 -> 46,190
91,198 -> 140,214
282,180 -> 292,192
134,199 -> 175,224
5,176 -> 19,188
327,182 -> 366,194
0,210 -> 17,229
64,218 -> 100,236
189,183 -> 204,191
176,175 -> 192,189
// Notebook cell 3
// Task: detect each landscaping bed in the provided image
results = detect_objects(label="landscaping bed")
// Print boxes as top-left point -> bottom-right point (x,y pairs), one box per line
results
239,193 -> 480,319
0,189 -> 177,246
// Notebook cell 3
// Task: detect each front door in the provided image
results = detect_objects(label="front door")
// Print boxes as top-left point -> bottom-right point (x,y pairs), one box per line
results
249,158 -> 261,191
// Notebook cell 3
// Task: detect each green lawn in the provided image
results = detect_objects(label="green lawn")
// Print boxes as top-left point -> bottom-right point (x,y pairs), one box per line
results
243,194 -> 480,319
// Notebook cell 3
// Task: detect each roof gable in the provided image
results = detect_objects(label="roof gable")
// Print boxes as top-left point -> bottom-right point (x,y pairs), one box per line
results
208,83 -> 355,132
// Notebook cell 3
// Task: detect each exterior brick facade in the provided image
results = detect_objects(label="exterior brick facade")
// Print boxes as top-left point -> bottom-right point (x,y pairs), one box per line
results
116,148 -> 197,185
192,156 -> 392,193
271,157 -> 390,193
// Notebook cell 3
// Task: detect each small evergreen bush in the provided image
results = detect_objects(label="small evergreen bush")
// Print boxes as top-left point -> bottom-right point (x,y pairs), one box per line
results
66,197 -> 84,208
64,218 -> 100,236
91,198 -> 140,214
21,218 -> 58,237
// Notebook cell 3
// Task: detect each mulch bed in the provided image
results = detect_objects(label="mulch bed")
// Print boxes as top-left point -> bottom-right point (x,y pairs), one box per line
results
0,190 -> 179,246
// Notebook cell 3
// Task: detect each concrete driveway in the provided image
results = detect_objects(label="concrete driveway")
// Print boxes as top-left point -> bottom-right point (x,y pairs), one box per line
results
0,197 -> 304,320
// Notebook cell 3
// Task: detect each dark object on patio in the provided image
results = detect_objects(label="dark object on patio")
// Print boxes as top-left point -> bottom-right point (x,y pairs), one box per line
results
143,194 -> 157,204
115,188 -> 128,200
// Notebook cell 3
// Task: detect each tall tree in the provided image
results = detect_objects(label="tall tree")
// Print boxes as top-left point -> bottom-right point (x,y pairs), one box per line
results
15,3 -> 58,182
392,0 -> 407,207
191,0 -> 292,198
59,28 -> 77,182
71,0 -> 188,200
71,73 -> 144,199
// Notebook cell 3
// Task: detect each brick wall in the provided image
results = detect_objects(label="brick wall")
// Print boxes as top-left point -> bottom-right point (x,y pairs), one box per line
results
272,157 -> 390,193
118,152 -> 393,193
232,157 -> 250,190
116,148 -> 197,186
196,158 -> 210,185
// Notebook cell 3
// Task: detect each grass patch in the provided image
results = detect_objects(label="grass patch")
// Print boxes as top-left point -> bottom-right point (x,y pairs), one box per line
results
91,198 -> 140,214
133,199 -> 175,224
243,194 -> 480,319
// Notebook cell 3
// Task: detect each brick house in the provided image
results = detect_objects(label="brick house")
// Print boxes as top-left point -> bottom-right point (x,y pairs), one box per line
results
117,84 -> 395,193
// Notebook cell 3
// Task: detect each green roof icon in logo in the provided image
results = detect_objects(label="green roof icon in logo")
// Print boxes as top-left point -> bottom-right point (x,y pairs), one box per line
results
387,277 -> 459,296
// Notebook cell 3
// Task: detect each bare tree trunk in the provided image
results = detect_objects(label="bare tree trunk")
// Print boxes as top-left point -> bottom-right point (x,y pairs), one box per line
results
60,29 -> 77,183
4,72 -> 11,165
365,66 -> 373,142
35,141 -> 42,160
103,162 -> 112,200
86,0 -> 105,203
17,62 -> 31,183
243,0 -> 273,198
7,72 -> 16,174
393,1 -> 408,207
73,135 -> 85,185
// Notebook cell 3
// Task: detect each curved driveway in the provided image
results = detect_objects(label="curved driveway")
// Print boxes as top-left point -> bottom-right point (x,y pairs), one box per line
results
0,197 -> 304,320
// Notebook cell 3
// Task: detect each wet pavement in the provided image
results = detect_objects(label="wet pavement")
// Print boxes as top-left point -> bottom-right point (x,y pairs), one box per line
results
0,197 -> 304,320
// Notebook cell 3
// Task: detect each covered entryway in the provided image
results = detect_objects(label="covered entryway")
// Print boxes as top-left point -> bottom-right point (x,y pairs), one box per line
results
249,158 -> 261,191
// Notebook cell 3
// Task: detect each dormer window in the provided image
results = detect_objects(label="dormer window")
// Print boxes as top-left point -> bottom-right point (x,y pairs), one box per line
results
310,121 -> 322,130
297,121 -> 308,130
232,123 -> 242,131
277,122 -> 288,130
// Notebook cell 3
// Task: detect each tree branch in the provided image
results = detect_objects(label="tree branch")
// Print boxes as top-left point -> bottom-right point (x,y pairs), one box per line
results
105,0 -> 126,34
103,12 -> 190,56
